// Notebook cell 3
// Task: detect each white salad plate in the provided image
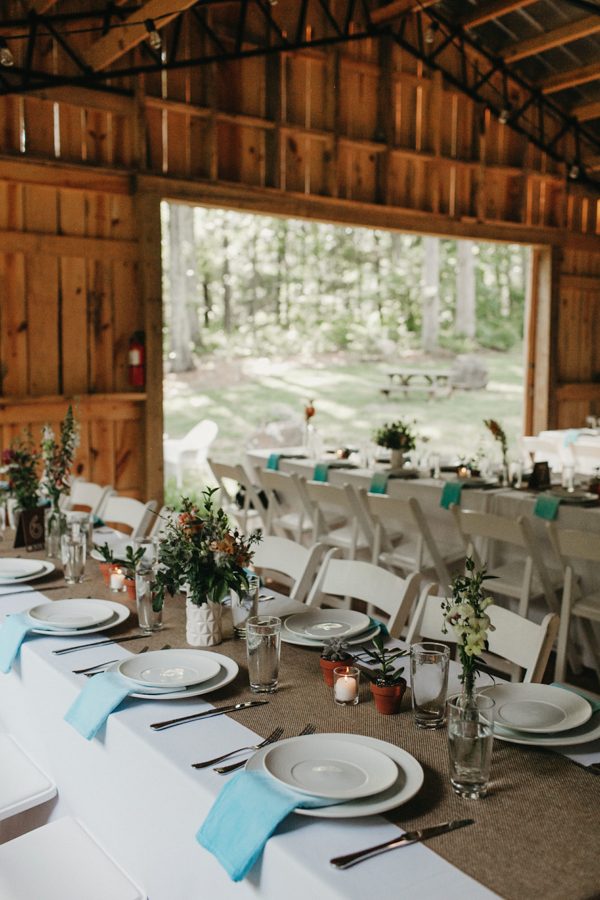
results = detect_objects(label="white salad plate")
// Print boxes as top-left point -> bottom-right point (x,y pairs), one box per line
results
29,600 -> 129,636
493,712 -> 600,748
247,733 -> 424,818
0,561 -> 56,584
481,684 -> 592,734
108,652 -> 239,700
117,649 -> 221,689
0,559 -> 46,579
281,623 -> 380,648
284,609 -> 371,641
263,735 -> 398,800
27,599 -> 115,630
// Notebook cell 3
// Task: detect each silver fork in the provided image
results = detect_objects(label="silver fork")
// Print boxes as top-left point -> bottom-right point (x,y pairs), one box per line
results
78,644 -> 171,677
191,726 -> 284,769
215,723 -> 317,774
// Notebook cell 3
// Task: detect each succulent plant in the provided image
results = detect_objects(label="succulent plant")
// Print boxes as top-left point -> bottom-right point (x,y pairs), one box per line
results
321,637 -> 352,661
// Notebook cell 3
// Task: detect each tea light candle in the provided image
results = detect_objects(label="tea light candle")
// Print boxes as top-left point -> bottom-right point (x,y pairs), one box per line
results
457,465 -> 469,478
110,567 -> 126,592
333,666 -> 360,706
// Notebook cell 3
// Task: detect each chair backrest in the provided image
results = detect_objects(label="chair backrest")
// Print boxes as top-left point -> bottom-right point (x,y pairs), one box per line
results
179,419 -> 219,454
570,441 -> 600,476
306,553 -> 421,638
68,482 -> 113,518
547,522 -> 600,564
208,459 -> 267,530
148,505 -> 177,539
405,586 -> 559,683
521,436 -> 563,472
102,497 -> 157,538
252,537 -> 325,603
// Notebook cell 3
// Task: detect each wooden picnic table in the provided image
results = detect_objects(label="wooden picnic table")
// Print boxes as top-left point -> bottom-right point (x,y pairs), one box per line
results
380,369 -> 452,399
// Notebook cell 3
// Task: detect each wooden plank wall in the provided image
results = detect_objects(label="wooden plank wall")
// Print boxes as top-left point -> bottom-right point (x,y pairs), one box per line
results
0,5 -> 599,499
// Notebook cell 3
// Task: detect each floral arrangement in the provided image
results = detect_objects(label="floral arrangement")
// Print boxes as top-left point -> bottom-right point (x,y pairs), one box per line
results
40,405 -> 79,510
155,487 -> 261,610
356,634 -> 408,686
484,418 -> 508,472
373,419 -> 416,452
441,557 -> 495,698
304,399 -> 316,424
3,435 -> 40,511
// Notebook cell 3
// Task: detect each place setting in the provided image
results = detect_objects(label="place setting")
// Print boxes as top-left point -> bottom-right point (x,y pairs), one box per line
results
0,556 -> 56,596
280,609 -> 381,649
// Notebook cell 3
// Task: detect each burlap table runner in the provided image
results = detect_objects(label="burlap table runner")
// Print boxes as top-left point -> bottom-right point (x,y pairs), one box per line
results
2,539 -> 600,900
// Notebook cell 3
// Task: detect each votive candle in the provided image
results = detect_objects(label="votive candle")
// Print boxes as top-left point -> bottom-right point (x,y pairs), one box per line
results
333,666 -> 360,706
109,566 -> 126,592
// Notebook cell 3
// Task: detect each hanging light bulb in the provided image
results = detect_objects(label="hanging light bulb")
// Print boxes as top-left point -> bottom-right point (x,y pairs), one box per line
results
144,19 -> 162,52
498,108 -> 511,125
425,21 -> 439,44
0,38 -> 14,68
569,163 -> 580,180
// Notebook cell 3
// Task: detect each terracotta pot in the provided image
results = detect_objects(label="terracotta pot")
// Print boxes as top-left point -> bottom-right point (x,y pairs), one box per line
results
370,679 -> 407,715
186,598 -> 223,647
125,578 -> 137,602
320,656 -> 354,687
99,562 -> 112,586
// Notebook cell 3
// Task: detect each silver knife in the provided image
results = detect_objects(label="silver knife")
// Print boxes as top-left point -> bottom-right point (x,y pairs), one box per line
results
53,634 -> 149,655
330,818 -> 475,869
150,700 -> 269,731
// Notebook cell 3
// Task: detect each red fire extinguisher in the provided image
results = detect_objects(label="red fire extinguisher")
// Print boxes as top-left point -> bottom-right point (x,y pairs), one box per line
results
128,331 -> 145,389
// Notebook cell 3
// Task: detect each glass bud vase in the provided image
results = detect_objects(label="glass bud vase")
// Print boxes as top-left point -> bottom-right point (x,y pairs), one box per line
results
45,506 -> 67,559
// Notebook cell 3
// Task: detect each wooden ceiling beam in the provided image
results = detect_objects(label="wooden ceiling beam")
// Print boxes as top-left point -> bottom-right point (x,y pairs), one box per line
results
370,0 -> 437,24
539,62 -> 600,95
572,100 -> 600,122
503,16 -> 600,63
85,0 -> 198,72
460,0 -> 537,29
28,1 -> 59,11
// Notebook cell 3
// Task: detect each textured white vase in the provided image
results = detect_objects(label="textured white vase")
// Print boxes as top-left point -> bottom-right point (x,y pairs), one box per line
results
390,449 -> 406,470
185,598 -> 223,647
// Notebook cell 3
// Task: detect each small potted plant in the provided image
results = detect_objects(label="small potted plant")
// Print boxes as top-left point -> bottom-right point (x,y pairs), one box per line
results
373,420 -> 416,470
320,638 -> 354,687
358,635 -> 408,714
116,545 -> 147,602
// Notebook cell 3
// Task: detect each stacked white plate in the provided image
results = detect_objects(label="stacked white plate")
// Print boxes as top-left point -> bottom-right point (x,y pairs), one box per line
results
0,558 -> 56,584
246,732 -> 424,817
281,610 -> 379,648
25,599 -> 130,636
481,683 -> 599,748
107,649 -> 239,700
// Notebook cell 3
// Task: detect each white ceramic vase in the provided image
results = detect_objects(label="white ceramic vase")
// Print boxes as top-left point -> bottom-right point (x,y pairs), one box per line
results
185,598 -> 223,647
390,448 -> 406,470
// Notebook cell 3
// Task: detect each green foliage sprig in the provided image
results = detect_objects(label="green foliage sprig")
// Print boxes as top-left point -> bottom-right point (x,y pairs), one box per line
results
373,419 -> 417,452
3,434 -> 40,511
41,405 -> 79,509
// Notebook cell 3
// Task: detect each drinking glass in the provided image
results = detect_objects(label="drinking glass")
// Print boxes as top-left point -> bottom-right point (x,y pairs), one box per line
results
410,642 -> 450,728
135,569 -> 163,633
230,574 -> 260,638
133,538 -> 157,571
447,693 -> 495,799
66,510 -> 92,554
562,465 -> 575,492
61,531 -> 86,584
429,453 -> 441,479
246,616 -> 281,693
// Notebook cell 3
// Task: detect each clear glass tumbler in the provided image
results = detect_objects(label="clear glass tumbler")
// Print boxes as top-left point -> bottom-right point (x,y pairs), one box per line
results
447,693 -> 495,799
135,569 -> 163,633
230,574 -> 260,638
46,508 -> 67,559
61,531 -> 86,584
246,615 -> 281,693
410,642 -> 450,728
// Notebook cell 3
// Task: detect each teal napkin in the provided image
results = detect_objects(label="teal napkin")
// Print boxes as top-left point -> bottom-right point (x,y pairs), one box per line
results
197,771 -> 337,881
312,463 -> 329,483
370,616 -> 389,639
64,671 -> 135,740
551,683 -> 600,714
534,495 -> 560,520
563,429 -> 580,447
0,612 -> 35,673
369,472 -> 388,494
266,453 -> 280,471
440,482 -> 462,509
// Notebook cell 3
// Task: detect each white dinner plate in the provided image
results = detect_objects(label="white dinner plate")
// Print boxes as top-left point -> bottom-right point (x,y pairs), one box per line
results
29,600 -> 129,636
493,711 -> 600,748
281,623 -> 380,648
27,599 -> 115,630
0,559 -> 46,580
285,610 -> 371,641
117,649 -> 221,689
115,653 -> 239,700
247,733 -> 424,818
0,561 -> 56,584
547,488 -> 598,505
481,684 -> 592,734
263,735 -> 398,800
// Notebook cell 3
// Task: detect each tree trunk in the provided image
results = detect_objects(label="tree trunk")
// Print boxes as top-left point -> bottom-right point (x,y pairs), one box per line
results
455,240 -> 476,338
222,232 -> 232,333
168,205 -> 195,373
421,236 -> 440,352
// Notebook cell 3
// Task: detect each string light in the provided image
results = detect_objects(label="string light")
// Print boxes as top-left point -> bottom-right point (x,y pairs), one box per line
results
569,163 -> 580,180
424,22 -> 439,44
144,19 -> 162,51
0,38 -> 14,67
498,108 -> 511,125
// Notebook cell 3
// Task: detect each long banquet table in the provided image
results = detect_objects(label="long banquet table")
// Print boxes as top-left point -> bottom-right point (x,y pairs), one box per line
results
1,542 -> 600,900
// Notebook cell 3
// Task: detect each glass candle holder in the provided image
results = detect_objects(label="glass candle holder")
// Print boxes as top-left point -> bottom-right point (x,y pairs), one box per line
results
333,666 -> 360,706
109,564 -> 127,592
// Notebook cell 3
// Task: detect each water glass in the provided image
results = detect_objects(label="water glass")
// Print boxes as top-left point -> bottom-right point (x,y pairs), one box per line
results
135,569 -> 163,633
66,511 -> 92,553
230,574 -> 260,638
447,693 -> 495,799
133,538 -> 158,571
246,616 -> 281,693
410,642 -> 450,729
429,453 -> 441,479
562,465 -> 575,492
61,531 -> 86,584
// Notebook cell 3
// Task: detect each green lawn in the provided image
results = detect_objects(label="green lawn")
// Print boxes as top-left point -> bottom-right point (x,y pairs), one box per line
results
163,347 -> 524,501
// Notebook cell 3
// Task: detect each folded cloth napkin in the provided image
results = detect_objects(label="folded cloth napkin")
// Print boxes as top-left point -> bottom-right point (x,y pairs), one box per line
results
440,481 -> 462,509
312,463 -> 329,482
552,682 -> 600,715
369,472 -> 388,494
266,453 -> 280,471
0,612 -> 35,673
197,771 -> 337,881
534,494 -> 560,520
64,671 -> 137,740
370,616 -> 389,639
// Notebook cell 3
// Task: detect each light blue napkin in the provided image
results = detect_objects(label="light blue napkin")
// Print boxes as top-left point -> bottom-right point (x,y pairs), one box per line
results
534,495 -> 560,520
440,482 -> 462,509
0,612 -> 35,673
369,472 -> 388,494
266,453 -> 280,471
551,682 -> 600,714
64,671 -> 135,740
197,771 -> 337,881
563,429 -> 580,447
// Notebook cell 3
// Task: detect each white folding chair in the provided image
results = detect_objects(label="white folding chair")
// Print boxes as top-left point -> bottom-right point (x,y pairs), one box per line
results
252,537 -> 326,604
570,441 -> 600,477
547,523 -> 600,682
147,505 -> 178,539
303,480 -> 369,559
101,497 -> 157,539
63,481 -> 113,519
0,734 -> 56,827
208,459 -> 266,533
163,419 -> 219,488
405,587 -> 559,683
306,553 -> 421,636
521,436 -> 564,473
255,469 -> 316,543
0,817 -> 146,900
